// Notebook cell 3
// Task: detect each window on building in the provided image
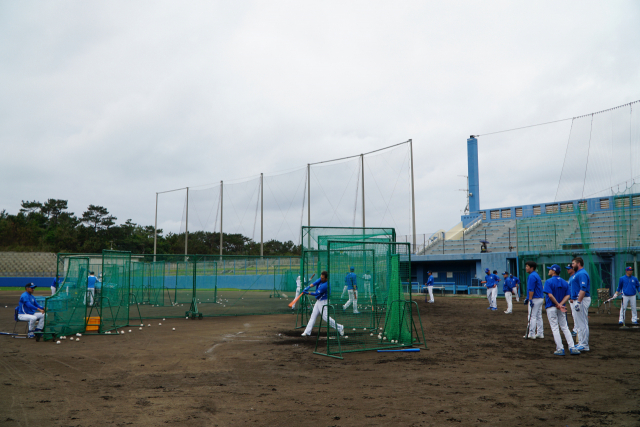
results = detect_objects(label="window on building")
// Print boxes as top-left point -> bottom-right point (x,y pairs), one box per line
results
600,198 -> 610,209
515,207 -> 523,217
533,206 -> 541,215
501,209 -> 511,218
490,210 -> 500,219
578,200 -> 588,211
482,211 -> 487,220
545,204 -> 559,214
634,196 -> 640,207
615,197 -> 630,208
560,203 -> 574,213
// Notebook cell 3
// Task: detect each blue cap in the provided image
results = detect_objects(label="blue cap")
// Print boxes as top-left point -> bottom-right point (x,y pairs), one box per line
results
349,266 -> 354,271
626,266 -> 634,271
26,283 -> 37,289
427,270 -> 432,274
547,264 -> 561,274
484,268 -> 490,273
565,264 -> 573,270
502,271 -> 509,275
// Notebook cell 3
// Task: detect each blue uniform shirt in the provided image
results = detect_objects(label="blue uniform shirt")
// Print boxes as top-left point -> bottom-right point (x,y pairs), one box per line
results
52,277 -> 62,289
484,274 -> 496,288
503,277 -> 513,293
426,276 -> 434,286
543,276 -> 570,309
512,276 -> 520,288
345,272 -> 357,290
18,291 -> 44,315
88,275 -> 98,289
309,279 -> 329,301
527,271 -> 543,299
617,275 -> 640,296
573,268 -> 591,298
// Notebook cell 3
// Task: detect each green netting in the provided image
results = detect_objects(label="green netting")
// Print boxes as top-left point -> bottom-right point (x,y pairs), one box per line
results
302,226 -> 396,251
313,240 -> 424,359
89,250 -> 132,332
43,257 -> 89,339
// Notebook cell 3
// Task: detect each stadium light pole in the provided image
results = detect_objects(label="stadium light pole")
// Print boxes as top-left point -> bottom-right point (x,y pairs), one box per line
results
185,187 -> 189,260
154,192 -> 158,262
307,163 -> 311,250
361,154 -> 365,228
220,181 -> 223,258
261,173 -> 264,257
410,139 -> 417,250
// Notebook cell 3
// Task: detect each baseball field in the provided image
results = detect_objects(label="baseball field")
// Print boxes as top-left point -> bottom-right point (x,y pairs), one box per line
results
1,291 -> 638,426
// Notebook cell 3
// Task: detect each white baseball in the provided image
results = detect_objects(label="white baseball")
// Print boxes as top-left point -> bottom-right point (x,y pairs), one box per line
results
158,323 -> 162,326
56,341 -> 61,344
139,327 -> 142,330
172,328 -> 175,331
76,338 -> 80,341
344,336 -> 348,339
121,331 -> 125,334
163,318 -> 166,321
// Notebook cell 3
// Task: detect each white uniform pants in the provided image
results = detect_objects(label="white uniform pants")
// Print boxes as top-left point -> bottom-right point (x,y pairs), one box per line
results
505,292 -> 513,313
619,295 -> 638,323
343,290 -> 359,313
546,306 -> 575,351
364,281 -> 371,298
292,285 -> 301,309
528,298 -> 544,337
569,300 -> 578,333
303,299 -> 342,335
18,312 -> 44,332
426,286 -> 434,302
51,286 -> 56,296
487,286 -> 497,308
84,288 -> 95,306
341,286 -> 348,299
512,287 -> 519,302
574,297 -> 591,349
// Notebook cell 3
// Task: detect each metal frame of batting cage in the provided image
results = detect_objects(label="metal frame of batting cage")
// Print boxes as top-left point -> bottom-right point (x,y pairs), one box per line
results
312,240 -> 425,359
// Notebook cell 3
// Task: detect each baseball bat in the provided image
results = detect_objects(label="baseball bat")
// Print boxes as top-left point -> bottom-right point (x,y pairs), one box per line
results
377,348 -> 420,352
288,274 -> 315,308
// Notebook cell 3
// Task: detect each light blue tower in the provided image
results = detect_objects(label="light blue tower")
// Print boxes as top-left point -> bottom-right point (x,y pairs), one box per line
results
467,136 -> 480,213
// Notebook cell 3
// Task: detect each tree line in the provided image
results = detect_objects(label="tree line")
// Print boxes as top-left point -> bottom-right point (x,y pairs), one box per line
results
0,199 -> 301,256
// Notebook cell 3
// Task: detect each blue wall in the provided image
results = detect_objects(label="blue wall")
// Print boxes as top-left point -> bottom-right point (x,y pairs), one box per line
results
0,277 -> 54,288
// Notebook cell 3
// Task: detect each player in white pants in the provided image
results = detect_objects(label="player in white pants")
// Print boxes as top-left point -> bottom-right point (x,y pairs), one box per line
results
566,264 -> 578,337
292,276 -> 302,310
301,271 -> 344,337
362,271 -> 372,299
615,266 -> 639,325
342,266 -> 359,314
544,264 -> 580,355
481,268 -> 499,311
524,261 -> 544,339
502,272 -> 513,313
424,271 -> 434,303
571,257 -> 591,352
18,283 -> 45,338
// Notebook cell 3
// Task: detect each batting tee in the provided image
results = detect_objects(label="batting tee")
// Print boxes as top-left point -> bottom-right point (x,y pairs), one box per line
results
313,240 -> 425,359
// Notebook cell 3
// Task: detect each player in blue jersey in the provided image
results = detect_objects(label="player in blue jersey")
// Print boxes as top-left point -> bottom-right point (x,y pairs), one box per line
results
342,266 -> 360,314
51,274 -> 62,296
301,271 -> 344,337
424,271 -> 435,303
18,283 -> 45,338
566,264 -> 578,337
614,266 -> 639,325
543,265 -> 580,356
511,274 -> 520,302
524,261 -> 544,339
481,268 -> 498,311
571,257 -> 591,352
86,271 -> 98,306
502,272 -> 513,314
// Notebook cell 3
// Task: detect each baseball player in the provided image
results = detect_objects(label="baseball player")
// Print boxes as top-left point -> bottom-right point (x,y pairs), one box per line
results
615,266 -> 639,325
511,274 -> 521,302
342,266 -> 360,314
566,264 -> 578,337
292,275 -> 302,310
51,274 -> 62,296
362,270 -> 372,299
571,257 -> 591,352
18,283 -> 45,338
544,265 -> 580,355
502,271 -> 513,314
86,271 -> 98,306
424,271 -> 435,303
523,261 -> 544,339
480,268 -> 498,311
301,271 -> 344,337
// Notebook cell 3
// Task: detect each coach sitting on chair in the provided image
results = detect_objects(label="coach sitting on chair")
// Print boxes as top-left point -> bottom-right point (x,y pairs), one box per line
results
18,283 -> 45,338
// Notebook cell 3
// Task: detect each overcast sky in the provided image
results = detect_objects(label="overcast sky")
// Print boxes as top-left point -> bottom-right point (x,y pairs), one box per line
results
1,1 -> 639,242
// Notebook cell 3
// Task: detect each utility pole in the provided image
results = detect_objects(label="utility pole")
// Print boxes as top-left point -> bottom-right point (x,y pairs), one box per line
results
185,187 -> 189,259
153,192 -> 158,262
409,139 -> 417,250
361,154 -> 365,228
220,181 -> 223,257
260,173 -> 264,257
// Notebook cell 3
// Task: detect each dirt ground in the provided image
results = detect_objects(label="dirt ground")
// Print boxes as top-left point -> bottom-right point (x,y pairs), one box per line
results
1,291 -> 639,427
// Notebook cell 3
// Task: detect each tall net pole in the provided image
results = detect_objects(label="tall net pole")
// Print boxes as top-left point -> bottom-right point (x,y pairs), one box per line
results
260,173 -> 264,257
154,192 -> 158,262
361,154 -> 365,228
219,181 -> 223,257
410,139 -> 417,249
185,187 -> 189,259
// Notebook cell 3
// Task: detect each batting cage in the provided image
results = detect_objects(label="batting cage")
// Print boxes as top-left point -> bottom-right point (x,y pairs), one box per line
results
312,240 -> 425,359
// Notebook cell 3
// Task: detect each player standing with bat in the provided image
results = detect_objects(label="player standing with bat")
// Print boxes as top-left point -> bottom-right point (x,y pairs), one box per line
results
300,271 -> 344,337
543,264 -> 580,356
615,266 -> 639,325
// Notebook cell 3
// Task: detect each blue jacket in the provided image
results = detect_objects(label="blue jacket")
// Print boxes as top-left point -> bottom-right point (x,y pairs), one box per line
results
345,272 -> 357,290
484,274 -> 498,288
309,279 -> 329,301
18,291 -> 44,315
573,268 -> 591,298
543,276 -> 570,309
617,275 -> 640,296
503,277 -> 513,293
88,275 -> 98,289
426,276 -> 434,286
527,271 -> 543,299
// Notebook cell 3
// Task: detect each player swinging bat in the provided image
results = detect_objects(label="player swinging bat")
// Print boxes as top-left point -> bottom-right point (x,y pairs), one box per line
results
289,273 -> 316,308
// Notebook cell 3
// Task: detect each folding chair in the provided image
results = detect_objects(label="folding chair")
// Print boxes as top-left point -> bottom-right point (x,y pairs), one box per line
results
13,307 -> 40,341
